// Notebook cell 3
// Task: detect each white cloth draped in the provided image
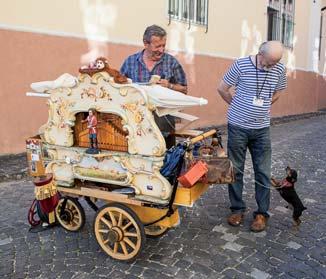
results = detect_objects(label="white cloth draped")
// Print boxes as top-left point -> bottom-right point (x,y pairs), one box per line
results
30,73 -> 78,92
141,85 -> 208,110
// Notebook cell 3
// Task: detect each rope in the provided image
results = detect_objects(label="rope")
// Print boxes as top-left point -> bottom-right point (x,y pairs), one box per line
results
232,164 -> 278,191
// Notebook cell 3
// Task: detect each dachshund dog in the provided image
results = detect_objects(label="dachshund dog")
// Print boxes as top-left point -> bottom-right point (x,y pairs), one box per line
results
271,167 -> 307,225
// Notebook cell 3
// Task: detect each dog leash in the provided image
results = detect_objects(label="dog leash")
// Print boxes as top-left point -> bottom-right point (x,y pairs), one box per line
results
232,164 -> 279,191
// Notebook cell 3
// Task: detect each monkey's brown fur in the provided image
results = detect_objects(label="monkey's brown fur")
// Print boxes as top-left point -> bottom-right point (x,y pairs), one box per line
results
79,57 -> 128,84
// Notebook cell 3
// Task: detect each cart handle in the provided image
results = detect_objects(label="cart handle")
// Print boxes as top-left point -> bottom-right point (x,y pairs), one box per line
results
190,129 -> 216,144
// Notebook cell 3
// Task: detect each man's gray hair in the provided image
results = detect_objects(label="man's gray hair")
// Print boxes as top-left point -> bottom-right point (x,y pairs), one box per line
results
143,25 -> 167,43
258,41 -> 284,56
258,42 -> 268,54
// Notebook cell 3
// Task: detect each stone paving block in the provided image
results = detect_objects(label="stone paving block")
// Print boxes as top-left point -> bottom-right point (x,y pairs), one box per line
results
304,198 -> 317,204
250,268 -> 272,279
174,269 -> 195,279
286,240 -> 302,249
253,231 -> 267,238
221,232 -> 239,242
212,224 -> 229,234
188,262 -> 214,276
222,268 -> 247,279
222,242 -> 244,252
190,256 -> 214,268
173,259 -> 192,269
127,265 -> 144,277
160,265 -> 179,276
0,237 -> 13,246
142,268 -> 171,279
71,271 -> 92,279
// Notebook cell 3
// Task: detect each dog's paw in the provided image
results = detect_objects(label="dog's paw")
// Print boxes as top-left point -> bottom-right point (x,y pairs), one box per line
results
271,177 -> 278,186
293,218 -> 301,226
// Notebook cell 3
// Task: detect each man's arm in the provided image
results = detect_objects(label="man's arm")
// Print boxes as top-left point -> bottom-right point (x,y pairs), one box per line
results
217,80 -> 233,105
272,67 -> 287,104
271,90 -> 283,104
157,60 -> 188,94
172,83 -> 187,94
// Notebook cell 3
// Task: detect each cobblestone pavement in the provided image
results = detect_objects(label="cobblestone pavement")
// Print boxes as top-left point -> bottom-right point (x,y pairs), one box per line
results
0,115 -> 325,279
0,153 -> 28,182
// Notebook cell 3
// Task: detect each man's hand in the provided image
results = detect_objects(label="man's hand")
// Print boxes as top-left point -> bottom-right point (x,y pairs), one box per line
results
157,78 -> 170,88
217,80 -> 233,105
157,79 -> 187,94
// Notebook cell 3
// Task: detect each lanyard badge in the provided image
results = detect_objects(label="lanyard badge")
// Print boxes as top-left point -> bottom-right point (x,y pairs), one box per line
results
254,55 -> 270,106
252,96 -> 264,107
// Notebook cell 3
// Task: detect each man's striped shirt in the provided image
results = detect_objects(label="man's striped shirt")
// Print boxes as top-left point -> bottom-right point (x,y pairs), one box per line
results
223,56 -> 287,129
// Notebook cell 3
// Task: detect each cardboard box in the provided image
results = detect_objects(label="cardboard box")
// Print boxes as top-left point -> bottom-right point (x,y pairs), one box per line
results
178,160 -> 208,188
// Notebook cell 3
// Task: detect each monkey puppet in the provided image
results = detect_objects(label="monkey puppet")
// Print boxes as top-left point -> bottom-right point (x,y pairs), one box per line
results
79,57 -> 128,84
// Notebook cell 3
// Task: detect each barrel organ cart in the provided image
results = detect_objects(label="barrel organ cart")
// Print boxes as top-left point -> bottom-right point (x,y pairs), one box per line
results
26,68 -> 234,261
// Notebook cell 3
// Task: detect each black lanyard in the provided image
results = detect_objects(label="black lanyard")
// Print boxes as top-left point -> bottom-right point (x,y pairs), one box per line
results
255,55 -> 269,99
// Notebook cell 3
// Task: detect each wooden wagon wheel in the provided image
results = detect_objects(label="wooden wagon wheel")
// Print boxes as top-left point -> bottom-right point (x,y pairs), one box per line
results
94,203 -> 145,261
144,225 -> 169,238
55,197 -> 85,232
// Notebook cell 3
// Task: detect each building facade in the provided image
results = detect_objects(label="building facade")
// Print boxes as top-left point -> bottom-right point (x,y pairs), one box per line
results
0,0 -> 325,154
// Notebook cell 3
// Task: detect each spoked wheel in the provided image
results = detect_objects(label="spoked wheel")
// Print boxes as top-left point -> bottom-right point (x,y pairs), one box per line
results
144,225 -> 169,238
55,197 -> 85,232
94,203 -> 146,261
28,199 -> 41,227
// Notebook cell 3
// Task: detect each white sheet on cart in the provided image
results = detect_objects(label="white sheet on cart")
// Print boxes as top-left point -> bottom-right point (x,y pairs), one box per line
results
139,84 -> 208,132
140,85 -> 207,114
30,73 -> 78,92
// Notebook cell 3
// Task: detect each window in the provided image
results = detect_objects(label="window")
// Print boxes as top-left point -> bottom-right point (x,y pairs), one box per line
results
168,0 -> 208,31
267,0 -> 295,48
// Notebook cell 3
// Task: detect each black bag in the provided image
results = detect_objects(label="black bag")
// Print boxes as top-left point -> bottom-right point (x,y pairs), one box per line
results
160,144 -> 185,179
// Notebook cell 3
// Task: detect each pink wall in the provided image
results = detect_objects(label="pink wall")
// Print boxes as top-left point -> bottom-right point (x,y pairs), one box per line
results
0,29 -> 325,154
317,75 -> 326,110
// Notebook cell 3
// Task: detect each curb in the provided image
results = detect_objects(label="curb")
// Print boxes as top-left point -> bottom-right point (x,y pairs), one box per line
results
202,110 -> 326,135
0,172 -> 29,183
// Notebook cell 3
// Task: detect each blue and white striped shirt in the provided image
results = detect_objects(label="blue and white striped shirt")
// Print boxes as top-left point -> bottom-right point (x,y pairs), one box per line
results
120,50 -> 187,85
223,56 -> 287,129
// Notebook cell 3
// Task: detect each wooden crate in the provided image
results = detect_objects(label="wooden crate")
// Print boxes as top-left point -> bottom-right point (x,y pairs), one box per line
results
173,183 -> 210,207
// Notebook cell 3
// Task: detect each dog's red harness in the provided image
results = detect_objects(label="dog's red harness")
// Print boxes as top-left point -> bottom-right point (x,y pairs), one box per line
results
280,178 -> 294,188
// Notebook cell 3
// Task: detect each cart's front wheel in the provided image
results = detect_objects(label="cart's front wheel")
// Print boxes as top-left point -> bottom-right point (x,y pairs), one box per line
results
55,197 -> 85,232
94,203 -> 145,261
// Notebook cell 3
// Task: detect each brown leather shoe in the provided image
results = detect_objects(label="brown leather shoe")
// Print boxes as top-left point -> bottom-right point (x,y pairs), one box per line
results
227,213 -> 244,227
250,214 -> 267,232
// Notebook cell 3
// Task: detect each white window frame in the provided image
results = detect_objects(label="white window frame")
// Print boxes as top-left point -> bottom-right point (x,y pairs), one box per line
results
267,0 -> 295,48
168,0 -> 208,29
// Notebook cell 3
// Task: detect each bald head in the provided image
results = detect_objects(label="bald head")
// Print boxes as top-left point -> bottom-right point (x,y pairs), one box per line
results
259,41 -> 284,62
